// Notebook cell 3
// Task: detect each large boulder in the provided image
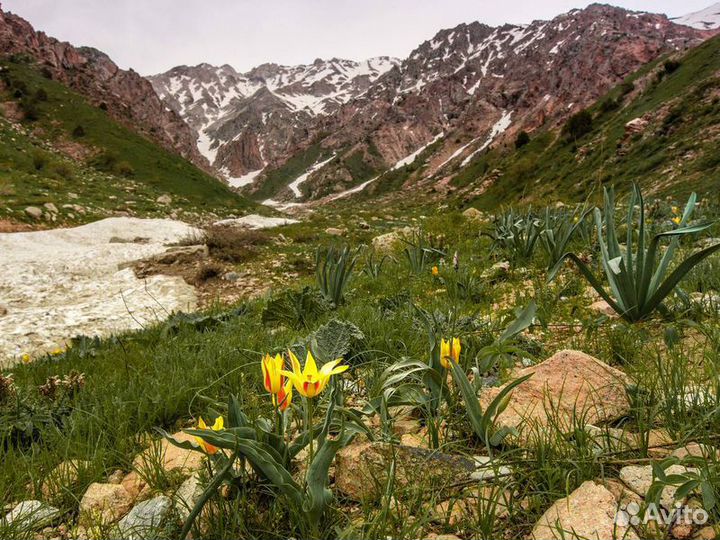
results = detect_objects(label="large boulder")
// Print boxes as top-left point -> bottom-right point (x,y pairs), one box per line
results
531,480 -> 637,540
335,442 -> 475,501
479,350 -> 629,440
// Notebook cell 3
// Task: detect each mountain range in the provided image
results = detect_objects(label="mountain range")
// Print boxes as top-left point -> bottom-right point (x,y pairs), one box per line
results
2,1 -> 720,218
149,3 -> 719,205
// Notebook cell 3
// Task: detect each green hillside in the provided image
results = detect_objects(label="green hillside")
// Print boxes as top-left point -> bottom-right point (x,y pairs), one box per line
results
0,56 -> 255,225
450,35 -> 720,209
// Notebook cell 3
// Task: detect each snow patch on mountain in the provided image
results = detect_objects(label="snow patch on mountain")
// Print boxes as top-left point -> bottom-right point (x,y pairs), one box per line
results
288,155 -> 336,197
461,110 -> 513,166
671,3 -> 720,29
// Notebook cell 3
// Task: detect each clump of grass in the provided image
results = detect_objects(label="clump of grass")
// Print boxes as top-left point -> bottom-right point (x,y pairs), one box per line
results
204,226 -> 270,263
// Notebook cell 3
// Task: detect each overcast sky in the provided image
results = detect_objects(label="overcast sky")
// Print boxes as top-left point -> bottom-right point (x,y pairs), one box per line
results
2,0 -> 712,75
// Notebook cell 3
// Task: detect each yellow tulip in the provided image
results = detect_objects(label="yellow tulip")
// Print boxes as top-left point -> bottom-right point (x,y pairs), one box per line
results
195,416 -> 224,455
261,353 -> 285,394
671,206 -> 680,215
440,337 -> 461,369
21,353 -> 31,364
432,266 -> 439,276
273,378 -> 293,411
283,350 -> 348,398
672,216 -> 682,226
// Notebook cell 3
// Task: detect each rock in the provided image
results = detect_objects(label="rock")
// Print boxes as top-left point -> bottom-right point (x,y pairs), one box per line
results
694,526 -> 718,540
25,206 -> 43,219
132,432 -> 204,477
371,227 -> 415,254
589,300 -> 618,318
174,473 -> 204,521
619,464 -> 697,509
625,117 -> 649,135
146,245 -> 208,265
426,534 -> 462,540
121,471 -> 150,502
223,271 -> 241,282
41,459 -> 90,500
479,350 -> 629,442
118,495 -> 172,540
335,442 -> 475,501
3,500 -> 60,531
156,195 -> 172,205
107,469 -> 125,484
79,483 -> 134,526
471,456 -> 512,481
462,207 -> 483,221
212,215 -> 298,229
531,480 -> 637,540
672,443 -> 719,460
43,202 -> 59,214
357,220 -> 371,230
325,227 -> 346,236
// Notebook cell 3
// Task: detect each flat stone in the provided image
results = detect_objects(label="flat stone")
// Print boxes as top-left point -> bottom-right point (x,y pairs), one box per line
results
325,227 -> 346,236
462,207 -> 484,221
589,300 -> 618,318
471,456 -> 512,481
479,350 -> 629,442
43,202 -> 58,213
3,500 -> 60,531
132,432 -> 204,477
174,473 -> 204,521
335,442 -> 475,501
25,206 -> 43,219
619,464 -> 697,509
531,480 -> 637,540
156,195 -> 172,205
118,495 -> 172,540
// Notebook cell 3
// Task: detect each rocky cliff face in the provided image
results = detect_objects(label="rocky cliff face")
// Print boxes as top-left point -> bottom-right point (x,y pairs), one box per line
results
294,4 -> 712,201
0,5 -> 208,170
148,57 -> 399,183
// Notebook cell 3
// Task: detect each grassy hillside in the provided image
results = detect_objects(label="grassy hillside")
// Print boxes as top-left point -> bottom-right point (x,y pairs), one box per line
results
0,56 -> 255,225
448,35 -> 720,209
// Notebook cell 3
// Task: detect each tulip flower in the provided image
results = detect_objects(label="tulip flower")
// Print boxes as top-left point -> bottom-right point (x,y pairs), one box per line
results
274,378 -> 293,412
195,416 -> 224,455
672,205 -> 680,215
261,353 -> 285,394
283,350 -> 348,398
672,216 -> 682,226
432,266 -> 439,276
21,353 -> 30,364
440,337 -> 461,369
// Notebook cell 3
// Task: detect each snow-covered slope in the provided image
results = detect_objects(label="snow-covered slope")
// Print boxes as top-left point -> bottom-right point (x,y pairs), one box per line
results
671,3 -> 720,30
148,57 -> 399,181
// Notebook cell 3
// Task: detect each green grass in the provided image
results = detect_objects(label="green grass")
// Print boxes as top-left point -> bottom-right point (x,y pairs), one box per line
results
3,194 -> 720,538
0,57 -> 255,224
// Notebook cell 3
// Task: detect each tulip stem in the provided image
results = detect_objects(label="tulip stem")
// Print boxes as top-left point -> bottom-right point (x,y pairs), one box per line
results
306,396 -> 314,480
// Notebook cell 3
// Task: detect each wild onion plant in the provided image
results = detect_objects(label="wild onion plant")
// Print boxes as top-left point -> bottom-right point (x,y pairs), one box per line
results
402,231 -> 445,274
487,209 -> 542,262
550,184 -> 720,322
540,205 -> 592,271
315,245 -> 360,306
